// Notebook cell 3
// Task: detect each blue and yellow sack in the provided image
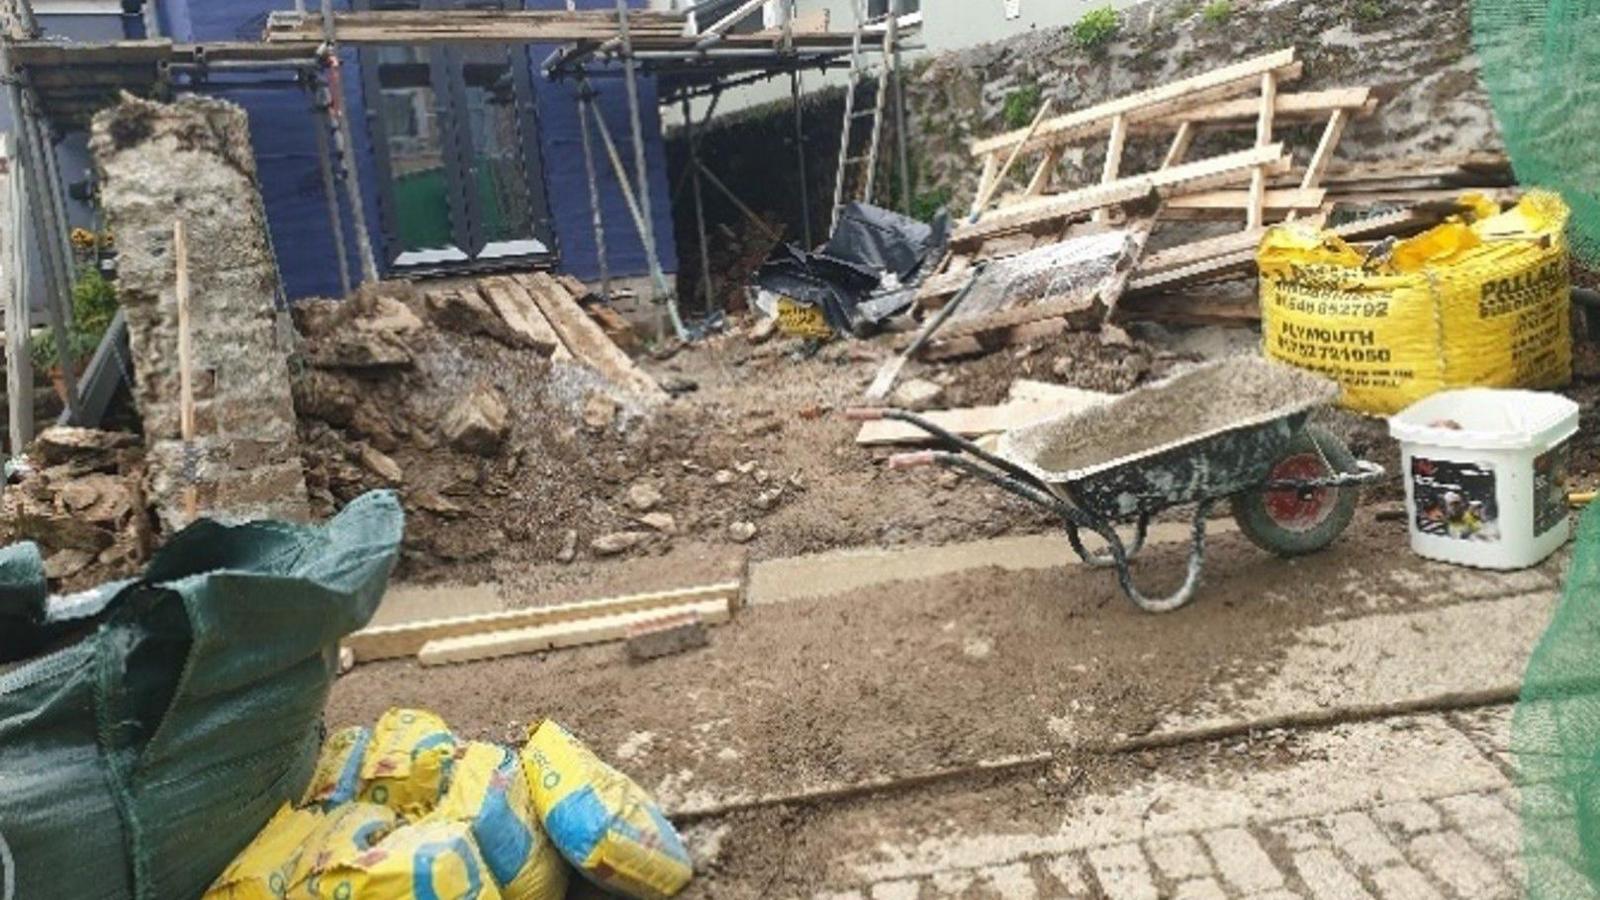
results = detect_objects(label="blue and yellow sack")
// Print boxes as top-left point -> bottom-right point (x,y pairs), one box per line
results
520,720 -> 692,900
360,708 -> 459,818
300,820 -> 504,900
426,742 -> 569,900
287,802 -> 398,898
302,726 -> 373,810
202,805 -> 325,900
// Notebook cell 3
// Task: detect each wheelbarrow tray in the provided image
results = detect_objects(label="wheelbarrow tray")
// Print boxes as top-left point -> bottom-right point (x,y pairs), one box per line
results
998,357 -> 1340,520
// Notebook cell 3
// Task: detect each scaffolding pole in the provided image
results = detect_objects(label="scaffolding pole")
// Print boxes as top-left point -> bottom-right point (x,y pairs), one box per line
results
309,85 -> 352,297
319,0 -> 379,286
888,0 -> 910,215
576,82 -> 612,302
785,0 -> 812,249
681,96 -> 712,312
613,0 -> 686,341
3,135 -> 29,453
10,83 -> 79,421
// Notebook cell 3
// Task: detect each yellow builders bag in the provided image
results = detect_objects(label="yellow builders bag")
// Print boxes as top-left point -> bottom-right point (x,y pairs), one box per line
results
521,720 -> 693,900
203,805 -> 324,900
774,298 -> 834,340
360,708 -> 460,818
426,743 -> 569,900
1259,191 -> 1572,414
298,821 -> 503,900
288,803 -> 399,897
302,726 -> 373,810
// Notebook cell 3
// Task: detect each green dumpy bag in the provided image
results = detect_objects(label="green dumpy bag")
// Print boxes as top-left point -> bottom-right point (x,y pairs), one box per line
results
0,490 -> 403,900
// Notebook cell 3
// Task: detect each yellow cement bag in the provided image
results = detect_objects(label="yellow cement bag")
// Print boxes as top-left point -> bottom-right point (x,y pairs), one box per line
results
287,803 -> 399,898
774,298 -> 834,340
203,805 -> 324,900
1259,191 -> 1572,415
425,742 -> 569,900
520,720 -> 692,900
296,820 -> 504,900
360,708 -> 461,819
302,726 -> 373,810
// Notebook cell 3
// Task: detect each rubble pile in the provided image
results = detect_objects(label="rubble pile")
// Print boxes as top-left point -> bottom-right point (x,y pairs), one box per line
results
289,281 -> 795,578
0,427 -> 150,590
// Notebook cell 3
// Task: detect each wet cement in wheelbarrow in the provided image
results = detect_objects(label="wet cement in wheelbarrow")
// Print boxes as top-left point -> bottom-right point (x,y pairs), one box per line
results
329,513 -> 1432,809
1011,357 -> 1338,477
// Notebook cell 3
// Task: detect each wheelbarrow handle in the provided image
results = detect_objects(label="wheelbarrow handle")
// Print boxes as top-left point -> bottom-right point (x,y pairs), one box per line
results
844,407 -> 887,421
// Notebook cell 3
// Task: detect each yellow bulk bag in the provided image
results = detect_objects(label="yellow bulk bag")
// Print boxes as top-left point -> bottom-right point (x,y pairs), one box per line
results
1259,191 -> 1572,415
296,821 -> 504,900
288,803 -> 399,898
302,726 -> 373,810
774,298 -> 834,340
203,805 -> 324,900
360,708 -> 460,819
425,742 -> 569,900
520,720 -> 692,900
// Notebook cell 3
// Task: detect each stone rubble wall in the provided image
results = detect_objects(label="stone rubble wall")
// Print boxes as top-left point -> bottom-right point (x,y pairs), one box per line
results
90,95 -> 309,532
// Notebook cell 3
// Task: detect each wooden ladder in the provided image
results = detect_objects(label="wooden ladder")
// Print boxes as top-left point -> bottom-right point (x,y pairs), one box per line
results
829,0 -> 898,231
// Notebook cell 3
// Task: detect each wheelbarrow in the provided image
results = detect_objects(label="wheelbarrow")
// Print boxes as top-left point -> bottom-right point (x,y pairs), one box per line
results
848,357 -> 1386,612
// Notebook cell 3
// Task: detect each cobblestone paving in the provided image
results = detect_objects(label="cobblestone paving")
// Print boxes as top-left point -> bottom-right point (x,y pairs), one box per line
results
815,707 -> 1590,899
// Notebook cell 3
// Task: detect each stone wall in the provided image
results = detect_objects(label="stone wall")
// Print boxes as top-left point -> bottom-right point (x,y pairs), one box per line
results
669,0 -> 1499,281
91,96 -> 309,531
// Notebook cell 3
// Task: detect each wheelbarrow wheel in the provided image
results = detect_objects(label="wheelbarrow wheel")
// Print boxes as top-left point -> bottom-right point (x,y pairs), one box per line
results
1231,424 -> 1360,558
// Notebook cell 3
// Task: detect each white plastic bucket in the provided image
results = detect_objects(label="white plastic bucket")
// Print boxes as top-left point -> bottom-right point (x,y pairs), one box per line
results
1389,389 -> 1579,569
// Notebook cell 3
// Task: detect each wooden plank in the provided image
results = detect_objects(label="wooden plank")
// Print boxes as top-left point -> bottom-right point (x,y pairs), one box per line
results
856,399 -> 1097,446
515,272 -> 665,399
418,598 -> 733,666
1247,71 -> 1278,230
1164,188 -> 1327,212
264,10 -> 686,43
1116,292 -> 1263,326
476,276 -> 565,359
970,49 -> 1299,159
953,143 -> 1288,247
346,581 -> 741,663
1092,114 -> 1128,225
1136,88 -> 1377,132
971,98 -> 1054,219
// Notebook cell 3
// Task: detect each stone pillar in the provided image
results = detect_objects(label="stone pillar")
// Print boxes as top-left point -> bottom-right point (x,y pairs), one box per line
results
90,96 -> 309,531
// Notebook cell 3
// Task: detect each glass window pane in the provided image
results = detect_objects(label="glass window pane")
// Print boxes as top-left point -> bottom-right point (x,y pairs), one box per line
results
457,45 -> 538,251
375,46 -> 462,259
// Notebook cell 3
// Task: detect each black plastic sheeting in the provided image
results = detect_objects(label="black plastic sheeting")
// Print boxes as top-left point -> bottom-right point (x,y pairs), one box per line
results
0,491 -> 403,900
755,203 -> 951,337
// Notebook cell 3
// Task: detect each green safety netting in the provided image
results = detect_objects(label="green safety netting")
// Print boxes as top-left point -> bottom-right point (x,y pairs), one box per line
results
1515,504 -> 1600,897
1473,0 -> 1600,264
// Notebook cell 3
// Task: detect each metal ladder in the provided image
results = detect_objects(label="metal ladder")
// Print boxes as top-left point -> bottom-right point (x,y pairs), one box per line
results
829,0 -> 899,231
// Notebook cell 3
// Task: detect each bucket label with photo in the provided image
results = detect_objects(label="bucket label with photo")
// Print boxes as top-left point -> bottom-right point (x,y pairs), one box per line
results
1412,457 -> 1500,542
1534,440 -> 1573,536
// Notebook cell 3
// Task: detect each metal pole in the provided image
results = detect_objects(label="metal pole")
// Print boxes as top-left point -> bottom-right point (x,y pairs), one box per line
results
311,94 -> 352,297
888,0 -> 911,215
576,81 -> 613,301
613,0 -> 687,340
16,115 -> 77,420
789,69 -> 811,248
3,135 -> 30,453
319,0 -> 380,284
682,95 -> 713,312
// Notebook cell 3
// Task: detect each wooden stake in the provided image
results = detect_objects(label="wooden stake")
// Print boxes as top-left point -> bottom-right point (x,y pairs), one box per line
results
1025,147 -> 1063,197
1093,113 -> 1128,224
1247,71 -> 1278,230
1162,121 -> 1195,170
174,219 -> 197,521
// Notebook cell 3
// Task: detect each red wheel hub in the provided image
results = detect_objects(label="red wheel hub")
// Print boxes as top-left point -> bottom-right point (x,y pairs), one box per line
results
1264,453 -> 1336,532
